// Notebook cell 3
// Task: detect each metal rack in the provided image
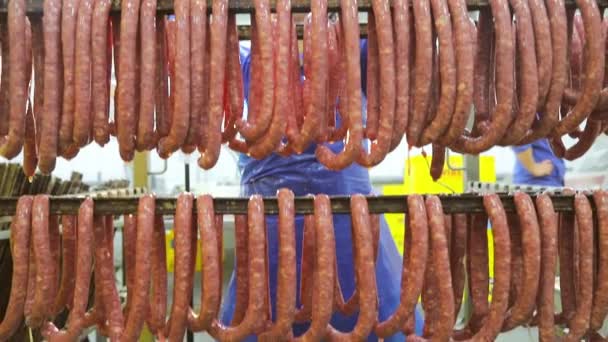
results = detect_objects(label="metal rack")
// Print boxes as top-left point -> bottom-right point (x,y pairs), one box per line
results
4,0 -> 600,14
0,192 -> 591,216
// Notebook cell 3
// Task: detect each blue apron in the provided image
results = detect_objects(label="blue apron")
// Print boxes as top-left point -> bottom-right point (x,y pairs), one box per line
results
217,43 -> 423,341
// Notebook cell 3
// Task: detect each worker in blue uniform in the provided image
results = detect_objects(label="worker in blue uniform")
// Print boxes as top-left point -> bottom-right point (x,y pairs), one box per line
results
512,138 -> 566,187
218,38 -> 423,341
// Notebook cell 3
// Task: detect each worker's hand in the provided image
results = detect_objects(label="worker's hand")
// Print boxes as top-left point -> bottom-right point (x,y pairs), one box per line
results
532,159 -> 554,177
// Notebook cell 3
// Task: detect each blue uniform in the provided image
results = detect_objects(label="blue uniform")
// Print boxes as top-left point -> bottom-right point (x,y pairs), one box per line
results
512,139 -> 566,187
218,41 -> 423,341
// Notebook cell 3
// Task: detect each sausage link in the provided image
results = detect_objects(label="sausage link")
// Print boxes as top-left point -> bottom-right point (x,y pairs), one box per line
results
0,196 -> 33,340
325,21 -> 340,141
57,0 -> 80,158
122,213 -> 136,320
1,0 -> 27,159
357,0 -> 395,167
562,193 -> 594,341
557,209 -> 577,324
53,215 -> 77,314
292,195 -> 336,341
90,0 -> 111,146
365,12 -> 379,141
534,194 -> 558,342
499,0 -> 538,145
430,144 -> 445,181
248,0 -> 290,159
449,0 -> 514,154
528,0 -> 552,109
163,193 -> 194,341
518,0 -> 567,144
466,213 -> 490,334
502,192 -> 541,330
73,0 -> 94,147
591,191 -> 608,331
450,213 -> 467,319
208,195 -> 268,340
0,22 -> 9,137
552,0 -> 603,137
406,0 -> 432,147
375,195 -> 428,338
315,0 -> 362,170
188,195 -> 221,332
294,212 -> 315,323
42,198 -> 94,341
222,13 -> 243,144
154,16 -> 170,139
31,17 -> 43,152
197,0 -> 227,169
26,196 -> 58,327
23,100 -> 38,179
231,214 -> 249,325
418,0 -> 457,146
326,195 -> 378,340
146,215 -> 168,336
259,189 -> 297,341
134,0 -> 158,151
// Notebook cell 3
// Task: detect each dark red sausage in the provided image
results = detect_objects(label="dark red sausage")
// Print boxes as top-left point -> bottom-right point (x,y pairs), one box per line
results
557,207 -> 577,324
535,194 -> 558,342
23,101 -> 38,179
52,215 -> 77,314
97,215 -> 123,340
388,0 -> 410,151
0,23 -> 9,138
231,214 -> 249,325
188,195 -> 221,332
155,17 -> 170,140
91,0 -> 111,146
31,17 -> 43,152
450,213 -> 467,319
365,12 -> 379,141
197,0 -> 227,169
122,213 -> 136,320
375,195 -> 428,338
0,196 -> 33,340
222,13 -> 243,144
164,193 -> 194,341
294,212 -> 315,323
146,215 -> 168,336
591,191 -> 608,331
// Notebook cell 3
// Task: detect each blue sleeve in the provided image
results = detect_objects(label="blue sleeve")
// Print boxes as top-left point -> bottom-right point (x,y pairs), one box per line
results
240,45 -> 252,102
512,143 -> 532,154
360,39 -> 368,97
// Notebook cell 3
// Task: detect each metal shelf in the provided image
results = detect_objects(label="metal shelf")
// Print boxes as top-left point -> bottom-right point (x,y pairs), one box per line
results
5,0 -> 598,15
0,192 -> 590,216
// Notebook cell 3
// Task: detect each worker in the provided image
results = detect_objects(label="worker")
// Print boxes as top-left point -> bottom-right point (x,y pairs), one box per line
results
512,138 -> 566,187
218,35 -> 423,340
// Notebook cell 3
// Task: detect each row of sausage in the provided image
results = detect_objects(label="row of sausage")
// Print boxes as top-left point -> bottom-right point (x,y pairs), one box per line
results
2,0 -> 608,178
0,190 -> 607,341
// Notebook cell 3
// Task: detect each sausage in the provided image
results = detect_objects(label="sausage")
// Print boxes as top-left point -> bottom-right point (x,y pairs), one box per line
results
188,195 -> 221,332
365,12 -> 379,141
502,192 -> 541,330
325,21 -> 340,141
31,17 -> 43,152
98,215 -> 123,340
1,0 -> 27,159
154,16 -> 170,140
214,214 -> 224,315
0,22 -> 9,138
557,207 -> 577,324
259,189 -> 297,341
449,0 -> 514,154
222,13 -> 243,144
561,119 -> 603,161
23,101 -> 38,179
122,213 -> 137,320
418,0 -> 456,146
73,0 -> 94,147
294,212 -> 315,323
357,0 -> 396,167
163,193 -> 194,341
507,212 -> 523,310
116,0 -> 142,161
533,194 -> 558,342
24,222 -> 37,325
53,215 -> 77,314
91,0 -> 111,146
374,195 -> 428,338
121,195 -> 155,340
134,0 -> 158,151
0,196 -> 32,340
387,0 -> 410,151
325,195 -> 378,340
562,193 -> 594,341
58,0 -> 80,158
235,0 -> 274,143
552,0 -> 603,137
248,0 -> 290,159
466,213 -> 490,334
231,214 -> 249,325
292,194 -> 336,341
528,0 -> 552,109
197,0 -> 227,169
498,0 -> 538,146
450,213 -> 467,319
591,191 -> 608,331
26,196 -> 58,327
517,0 -> 566,144
315,0 -> 363,170
42,198 -> 94,341
208,195 -> 268,340
110,15 -> 120,137
146,215 -> 168,336
470,9 -> 492,136
430,144 -> 445,181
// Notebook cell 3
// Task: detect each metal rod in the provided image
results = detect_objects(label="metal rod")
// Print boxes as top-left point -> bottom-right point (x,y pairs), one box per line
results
7,0 -> 598,15
0,193 -> 590,216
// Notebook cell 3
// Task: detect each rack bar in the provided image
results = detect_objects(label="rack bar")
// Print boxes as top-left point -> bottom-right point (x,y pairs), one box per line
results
6,0 -> 599,15
0,193 -> 589,216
